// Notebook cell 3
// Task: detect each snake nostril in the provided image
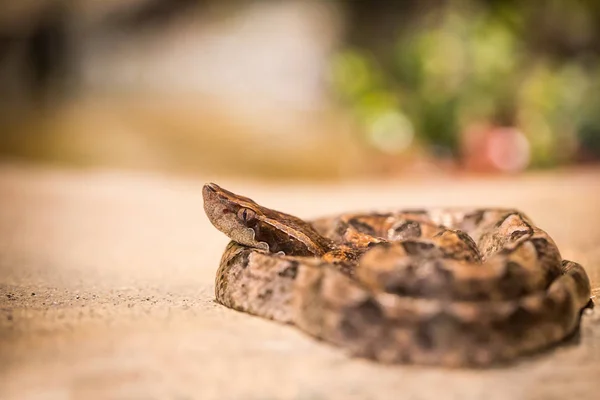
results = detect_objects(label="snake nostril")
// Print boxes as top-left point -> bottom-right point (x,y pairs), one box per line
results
204,183 -> 219,193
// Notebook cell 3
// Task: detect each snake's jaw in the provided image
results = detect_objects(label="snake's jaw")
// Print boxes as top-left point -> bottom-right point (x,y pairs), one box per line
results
249,229 -> 270,252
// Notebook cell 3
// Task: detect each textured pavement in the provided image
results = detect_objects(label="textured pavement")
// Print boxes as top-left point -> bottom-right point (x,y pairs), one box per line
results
1,164 -> 599,400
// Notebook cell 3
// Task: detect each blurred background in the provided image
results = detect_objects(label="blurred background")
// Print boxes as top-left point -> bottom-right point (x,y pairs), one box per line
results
1,0 -> 599,180
2,4 -> 600,397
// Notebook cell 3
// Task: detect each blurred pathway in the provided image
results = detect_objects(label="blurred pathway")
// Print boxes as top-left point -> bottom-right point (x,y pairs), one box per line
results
1,164 -> 599,399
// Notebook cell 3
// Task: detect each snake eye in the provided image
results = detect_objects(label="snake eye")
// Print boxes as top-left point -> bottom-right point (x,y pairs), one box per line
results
237,207 -> 257,223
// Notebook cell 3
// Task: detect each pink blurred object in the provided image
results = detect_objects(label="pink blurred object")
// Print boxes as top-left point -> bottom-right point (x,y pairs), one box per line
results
461,123 -> 530,173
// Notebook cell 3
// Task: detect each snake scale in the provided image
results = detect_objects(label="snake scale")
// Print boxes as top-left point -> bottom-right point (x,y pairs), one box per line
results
203,183 -> 592,367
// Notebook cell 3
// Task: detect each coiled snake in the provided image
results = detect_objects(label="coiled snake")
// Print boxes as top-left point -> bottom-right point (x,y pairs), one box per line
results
203,183 -> 592,367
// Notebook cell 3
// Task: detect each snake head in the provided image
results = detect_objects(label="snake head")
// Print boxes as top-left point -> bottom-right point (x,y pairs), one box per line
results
202,183 -> 269,250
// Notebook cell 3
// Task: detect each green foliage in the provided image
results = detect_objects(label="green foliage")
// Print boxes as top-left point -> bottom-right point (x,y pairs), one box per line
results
330,0 -> 600,167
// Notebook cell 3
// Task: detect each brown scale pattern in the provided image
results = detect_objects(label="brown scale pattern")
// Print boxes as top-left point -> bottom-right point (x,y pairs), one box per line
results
204,185 -> 592,367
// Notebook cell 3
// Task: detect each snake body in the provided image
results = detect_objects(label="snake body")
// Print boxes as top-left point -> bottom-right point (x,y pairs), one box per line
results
203,183 -> 592,367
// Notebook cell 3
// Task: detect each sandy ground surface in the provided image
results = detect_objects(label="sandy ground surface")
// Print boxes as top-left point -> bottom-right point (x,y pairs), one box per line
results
1,163 -> 599,400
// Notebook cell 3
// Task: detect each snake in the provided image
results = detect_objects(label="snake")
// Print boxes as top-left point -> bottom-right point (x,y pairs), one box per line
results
202,183 -> 592,367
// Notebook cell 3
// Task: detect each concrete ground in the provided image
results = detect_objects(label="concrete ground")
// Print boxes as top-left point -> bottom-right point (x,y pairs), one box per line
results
1,163 -> 599,400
